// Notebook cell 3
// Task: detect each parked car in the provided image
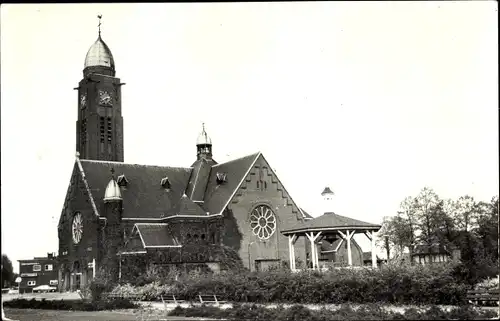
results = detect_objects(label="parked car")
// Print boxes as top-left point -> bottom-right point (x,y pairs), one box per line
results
32,285 -> 57,293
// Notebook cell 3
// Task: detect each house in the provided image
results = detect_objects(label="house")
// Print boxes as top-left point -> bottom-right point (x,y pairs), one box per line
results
17,253 -> 58,294
411,243 -> 461,265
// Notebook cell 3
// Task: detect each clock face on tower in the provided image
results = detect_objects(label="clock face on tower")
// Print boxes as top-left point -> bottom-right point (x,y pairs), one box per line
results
72,212 -> 83,244
80,94 -> 87,109
98,90 -> 113,106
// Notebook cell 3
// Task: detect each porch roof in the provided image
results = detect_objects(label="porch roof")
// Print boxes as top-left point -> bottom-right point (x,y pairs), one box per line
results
281,211 -> 381,235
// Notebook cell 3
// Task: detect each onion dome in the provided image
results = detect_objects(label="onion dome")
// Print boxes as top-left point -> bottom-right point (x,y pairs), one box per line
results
84,35 -> 115,69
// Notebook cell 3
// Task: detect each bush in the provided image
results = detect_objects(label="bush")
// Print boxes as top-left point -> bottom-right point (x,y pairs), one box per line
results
111,261 -> 474,305
169,262 -> 469,305
474,275 -> 499,291
3,298 -> 137,311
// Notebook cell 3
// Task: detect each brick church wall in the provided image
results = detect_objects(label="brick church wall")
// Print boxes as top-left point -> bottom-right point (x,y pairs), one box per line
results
223,155 -> 307,270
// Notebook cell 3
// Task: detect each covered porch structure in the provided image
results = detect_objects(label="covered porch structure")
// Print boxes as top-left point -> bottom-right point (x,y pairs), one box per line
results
281,212 -> 381,271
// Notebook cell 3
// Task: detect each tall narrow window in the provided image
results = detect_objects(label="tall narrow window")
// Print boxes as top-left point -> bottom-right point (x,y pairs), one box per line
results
81,119 -> 87,150
100,117 -> 105,143
107,117 -> 112,142
107,117 -> 112,154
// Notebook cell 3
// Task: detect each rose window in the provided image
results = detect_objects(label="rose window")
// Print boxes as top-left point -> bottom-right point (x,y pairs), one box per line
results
72,213 -> 83,244
250,205 -> 277,240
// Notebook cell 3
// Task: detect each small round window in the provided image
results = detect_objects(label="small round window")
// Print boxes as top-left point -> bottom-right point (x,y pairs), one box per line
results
250,205 -> 277,240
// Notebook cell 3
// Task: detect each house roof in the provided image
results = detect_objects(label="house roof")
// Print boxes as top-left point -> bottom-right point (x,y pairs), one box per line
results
412,243 -> 453,255
133,223 -> 180,248
281,212 -> 381,234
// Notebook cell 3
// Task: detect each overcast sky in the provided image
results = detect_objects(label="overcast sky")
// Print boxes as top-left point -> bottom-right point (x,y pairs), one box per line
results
1,2 -> 498,272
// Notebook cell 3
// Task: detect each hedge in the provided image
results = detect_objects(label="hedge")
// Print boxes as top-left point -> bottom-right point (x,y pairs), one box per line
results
112,261 -> 471,305
168,303 -> 499,320
3,298 -> 137,311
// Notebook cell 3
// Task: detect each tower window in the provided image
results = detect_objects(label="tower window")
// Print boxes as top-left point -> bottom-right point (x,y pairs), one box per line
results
264,181 -> 267,189
107,117 -> 112,142
100,117 -> 105,143
81,119 -> 87,148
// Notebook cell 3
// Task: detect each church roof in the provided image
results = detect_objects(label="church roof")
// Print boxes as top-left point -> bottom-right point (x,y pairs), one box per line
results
203,152 -> 261,215
281,212 -> 381,235
75,152 -> 262,220
165,194 -> 209,217
133,223 -> 180,248
79,160 -> 191,219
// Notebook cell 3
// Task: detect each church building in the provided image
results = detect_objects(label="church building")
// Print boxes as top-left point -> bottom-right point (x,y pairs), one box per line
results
57,20 -> 310,291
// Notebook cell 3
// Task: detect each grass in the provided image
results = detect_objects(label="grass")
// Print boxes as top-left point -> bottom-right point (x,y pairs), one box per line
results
4,308 -> 221,321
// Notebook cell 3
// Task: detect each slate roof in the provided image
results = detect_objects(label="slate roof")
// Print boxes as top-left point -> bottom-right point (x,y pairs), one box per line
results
76,152 -> 262,220
79,160 -> 192,219
282,212 -> 381,234
186,158 -> 212,202
134,224 -> 180,247
203,152 -> 261,214
165,194 -> 209,217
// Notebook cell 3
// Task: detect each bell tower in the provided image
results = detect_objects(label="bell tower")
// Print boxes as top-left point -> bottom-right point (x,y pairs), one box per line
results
76,15 -> 125,162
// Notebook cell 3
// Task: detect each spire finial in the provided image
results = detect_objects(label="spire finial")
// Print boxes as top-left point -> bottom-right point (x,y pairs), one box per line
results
97,14 -> 102,36
110,167 -> 115,179
202,122 -> 205,132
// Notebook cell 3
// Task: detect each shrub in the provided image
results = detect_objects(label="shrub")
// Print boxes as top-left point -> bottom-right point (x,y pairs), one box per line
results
114,261 -> 472,305
3,298 -> 137,311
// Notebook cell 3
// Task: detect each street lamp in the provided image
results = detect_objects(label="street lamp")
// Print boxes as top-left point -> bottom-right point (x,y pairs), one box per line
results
248,241 -> 256,272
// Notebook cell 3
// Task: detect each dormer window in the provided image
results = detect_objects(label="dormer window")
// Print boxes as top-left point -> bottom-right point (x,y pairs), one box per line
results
117,174 -> 128,187
216,172 -> 227,184
161,176 -> 171,190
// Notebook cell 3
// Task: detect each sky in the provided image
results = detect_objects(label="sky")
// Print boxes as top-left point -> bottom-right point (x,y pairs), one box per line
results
1,2 -> 498,272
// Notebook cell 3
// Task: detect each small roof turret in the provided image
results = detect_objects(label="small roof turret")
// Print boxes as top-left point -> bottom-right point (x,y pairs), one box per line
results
104,168 -> 122,202
196,123 -> 212,146
321,187 -> 334,196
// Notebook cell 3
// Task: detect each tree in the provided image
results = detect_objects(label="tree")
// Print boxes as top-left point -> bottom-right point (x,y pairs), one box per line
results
475,196 -> 499,261
451,195 -> 479,233
1,254 -> 15,288
414,187 -> 442,246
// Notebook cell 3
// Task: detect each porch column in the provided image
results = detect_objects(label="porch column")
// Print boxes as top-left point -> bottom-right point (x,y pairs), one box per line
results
306,232 -> 322,270
339,230 -> 354,266
288,235 -> 294,270
365,230 -> 377,268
